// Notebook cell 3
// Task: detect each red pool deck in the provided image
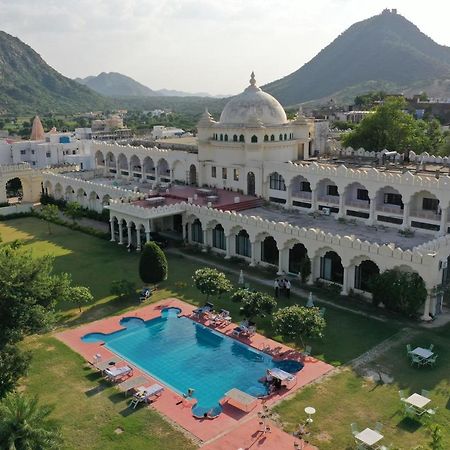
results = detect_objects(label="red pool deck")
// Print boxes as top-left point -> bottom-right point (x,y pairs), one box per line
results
56,299 -> 332,449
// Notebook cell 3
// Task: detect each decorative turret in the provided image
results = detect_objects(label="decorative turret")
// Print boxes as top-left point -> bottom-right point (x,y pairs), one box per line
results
293,106 -> 307,125
197,108 -> 216,128
30,115 -> 45,141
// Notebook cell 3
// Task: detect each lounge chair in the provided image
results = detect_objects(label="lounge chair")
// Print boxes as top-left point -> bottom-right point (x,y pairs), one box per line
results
129,383 -> 164,409
104,365 -> 133,382
351,422 -> 359,436
118,376 -> 149,395
193,302 -> 214,317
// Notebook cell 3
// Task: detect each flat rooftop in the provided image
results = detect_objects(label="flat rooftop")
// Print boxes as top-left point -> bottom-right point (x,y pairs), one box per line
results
296,156 -> 450,178
132,185 -> 261,211
243,206 -> 433,250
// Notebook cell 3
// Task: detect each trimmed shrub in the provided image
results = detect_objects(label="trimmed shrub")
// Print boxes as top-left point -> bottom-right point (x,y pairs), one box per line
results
139,242 -> 168,284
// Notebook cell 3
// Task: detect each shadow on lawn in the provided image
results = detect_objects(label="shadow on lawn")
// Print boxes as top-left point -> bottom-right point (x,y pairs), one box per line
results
396,417 -> 423,433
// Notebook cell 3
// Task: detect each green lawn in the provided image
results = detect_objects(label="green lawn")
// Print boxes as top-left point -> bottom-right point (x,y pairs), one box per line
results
275,326 -> 450,449
1,217 -> 441,449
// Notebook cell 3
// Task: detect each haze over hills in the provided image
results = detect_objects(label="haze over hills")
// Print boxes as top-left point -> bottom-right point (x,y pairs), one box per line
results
0,31 -> 110,114
75,72 -> 223,98
264,9 -> 450,106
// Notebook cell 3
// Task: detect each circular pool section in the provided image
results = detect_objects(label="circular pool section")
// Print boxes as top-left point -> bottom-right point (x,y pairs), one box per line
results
161,307 -> 181,318
81,332 -> 108,343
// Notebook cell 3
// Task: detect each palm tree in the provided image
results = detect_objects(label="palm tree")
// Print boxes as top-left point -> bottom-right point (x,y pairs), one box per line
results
0,393 -> 62,450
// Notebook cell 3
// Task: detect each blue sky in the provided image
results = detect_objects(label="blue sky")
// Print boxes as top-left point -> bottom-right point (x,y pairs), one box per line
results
1,0 -> 449,94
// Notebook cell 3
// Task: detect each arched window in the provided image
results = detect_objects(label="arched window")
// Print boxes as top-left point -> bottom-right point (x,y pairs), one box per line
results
270,135 -> 275,141
212,224 -> 226,250
279,134 -> 283,141
220,134 -> 223,141
233,134 -> 238,142
269,172 -> 286,191
224,134 -> 228,142
236,230 -> 251,257
191,219 -> 203,244
284,133 -> 287,140
239,134 -> 245,142
264,135 -> 269,142
251,135 -> 258,143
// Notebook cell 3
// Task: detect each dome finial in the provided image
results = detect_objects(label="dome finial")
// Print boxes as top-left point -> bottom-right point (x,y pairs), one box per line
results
250,71 -> 256,86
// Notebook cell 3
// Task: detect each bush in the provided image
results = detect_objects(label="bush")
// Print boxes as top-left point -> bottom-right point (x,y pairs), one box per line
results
370,269 -> 427,317
192,267 -> 232,301
231,288 -> 251,303
110,280 -> 135,298
240,291 -> 277,321
139,242 -> 168,284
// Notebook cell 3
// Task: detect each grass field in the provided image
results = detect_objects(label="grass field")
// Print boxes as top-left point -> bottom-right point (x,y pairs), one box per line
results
1,217 -> 448,449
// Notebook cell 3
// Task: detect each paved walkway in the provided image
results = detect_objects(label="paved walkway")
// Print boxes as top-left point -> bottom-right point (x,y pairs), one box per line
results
168,249 -> 450,328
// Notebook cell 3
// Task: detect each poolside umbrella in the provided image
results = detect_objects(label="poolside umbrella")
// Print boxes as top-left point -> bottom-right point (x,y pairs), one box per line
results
307,292 -> 314,307
238,269 -> 244,285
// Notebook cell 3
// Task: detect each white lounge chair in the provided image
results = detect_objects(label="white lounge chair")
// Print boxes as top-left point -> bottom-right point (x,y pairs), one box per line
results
129,384 -> 165,408
105,365 -> 133,382
117,376 -> 149,395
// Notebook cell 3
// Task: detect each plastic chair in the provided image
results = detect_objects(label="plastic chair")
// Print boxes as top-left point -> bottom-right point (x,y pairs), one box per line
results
375,422 -> 383,432
351,422 -> 359,436
398,390 -> 406,401
302,345 -> 312,357
406,344 -> 412,355
410,354 -> 423,367
426,354 -> 438,367
421,389 -> 430,398
428,344 -> 434,351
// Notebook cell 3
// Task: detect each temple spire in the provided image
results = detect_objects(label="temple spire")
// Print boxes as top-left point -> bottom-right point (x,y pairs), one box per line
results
250,71 -> 256,86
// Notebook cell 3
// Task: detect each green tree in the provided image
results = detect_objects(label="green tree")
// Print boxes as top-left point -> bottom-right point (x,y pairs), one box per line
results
370,269 -> 427,317
69,286 -> 93,312
110,279 -> 135,298
40,204 -> 59,234
0,345 -> 30,400
65,201 -> 82,223
273,305 -> 326,346
0,393 -> 62,449
240,291 -> 277,321
139,242 -> 168,285
192,268 -> 232,301
342,97 -> 444,153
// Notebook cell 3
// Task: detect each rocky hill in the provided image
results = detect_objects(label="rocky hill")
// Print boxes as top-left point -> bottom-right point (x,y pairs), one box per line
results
0,31 -> 110,114
264,10 -> 450,105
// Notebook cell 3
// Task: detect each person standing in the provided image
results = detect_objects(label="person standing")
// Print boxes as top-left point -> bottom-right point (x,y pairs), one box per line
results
285,279 -> 291,298
274,279 -> 279,298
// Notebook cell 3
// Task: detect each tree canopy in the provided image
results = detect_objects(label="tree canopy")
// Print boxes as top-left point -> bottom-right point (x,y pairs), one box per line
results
239,291 -> 277,321
272,305 -> 326,346
342,97 -> 444,154
370,269 -> 427,317
139,242 -> 168,284
192,268 -> 232,301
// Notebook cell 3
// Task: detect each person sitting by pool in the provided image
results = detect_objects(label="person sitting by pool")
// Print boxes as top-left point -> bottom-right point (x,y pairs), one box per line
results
264,369 -> 273,386
183,388 -> 195,399
273,377 -> 282,390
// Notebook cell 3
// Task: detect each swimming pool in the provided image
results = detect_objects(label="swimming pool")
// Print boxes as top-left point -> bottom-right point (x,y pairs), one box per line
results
82,307 -> 302,416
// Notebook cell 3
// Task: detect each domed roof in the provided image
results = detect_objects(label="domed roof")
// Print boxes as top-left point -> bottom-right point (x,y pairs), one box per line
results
219,72 -> 288,127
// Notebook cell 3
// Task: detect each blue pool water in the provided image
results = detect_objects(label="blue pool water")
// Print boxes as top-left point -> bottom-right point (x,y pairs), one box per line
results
82,308 -> 302,415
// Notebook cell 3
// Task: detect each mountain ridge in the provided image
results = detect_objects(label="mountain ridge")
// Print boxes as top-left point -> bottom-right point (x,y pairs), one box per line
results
263,10 -> 450,105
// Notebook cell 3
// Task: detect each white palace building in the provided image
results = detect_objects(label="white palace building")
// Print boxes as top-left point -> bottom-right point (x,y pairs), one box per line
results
36,73 -> 450,320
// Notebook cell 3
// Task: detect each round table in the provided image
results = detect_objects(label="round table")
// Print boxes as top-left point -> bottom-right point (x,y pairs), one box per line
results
304,406 -> 316,423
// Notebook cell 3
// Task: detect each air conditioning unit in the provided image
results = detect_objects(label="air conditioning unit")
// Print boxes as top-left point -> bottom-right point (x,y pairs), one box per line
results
441,259 -> 448,269
322,207 -> 331,216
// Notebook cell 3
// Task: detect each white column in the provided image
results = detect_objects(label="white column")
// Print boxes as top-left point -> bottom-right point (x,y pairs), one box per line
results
307,256 -> 315,285
141,166 -> 146,182
285,184 -> 292,209
311,188 -> 318,212
127,225 -> 132,246
439,207 -> 448,236
341,265 -> 350,295
368,196 -> 376,225
421,293 -> 432,321
277,247 -> 286,275
145,230 -> 151,242
136,229 -> 142,251
118,221 -> 124,245
250,241 -> 257,267
338,194 -> 345,218
403,201 -> 410,229
110,219 -> 115,242
115,161 -> 120,178
201,229 -> 208,252
225,234 -> 232,259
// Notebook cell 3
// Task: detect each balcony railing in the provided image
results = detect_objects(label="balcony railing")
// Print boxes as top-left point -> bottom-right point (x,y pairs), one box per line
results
410,210 -> 441,221
345,199 -> 370,210
376,204 -> 403,215
292,191 -> 312,200
317,195 -> 339,205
